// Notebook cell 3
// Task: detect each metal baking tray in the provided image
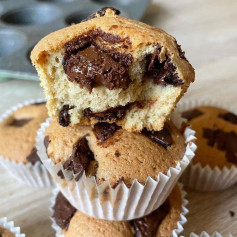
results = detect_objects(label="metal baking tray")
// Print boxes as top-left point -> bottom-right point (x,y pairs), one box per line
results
0,0 -> 150,81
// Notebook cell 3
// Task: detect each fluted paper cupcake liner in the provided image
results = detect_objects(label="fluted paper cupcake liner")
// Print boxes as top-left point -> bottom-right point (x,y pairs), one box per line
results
0,217 -> 25,237
49,183 -> 189,237
0,99 -> 54,188
177,100 -> 237,191
36,114 -> 196,221
189,232 -> 233,237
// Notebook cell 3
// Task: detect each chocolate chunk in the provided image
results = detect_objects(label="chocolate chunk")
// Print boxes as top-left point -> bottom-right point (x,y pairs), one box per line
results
93,122 -> 120,143
44,136 -> 50,149
83,103 -> 132,122
203,128 -> 237,164
112,177 -> 124,189
63,44 -> 131,92
230,211 -> 235,217
219,112 -> 237,125
182,109 -> 204,121
53,192 -> 76,230
9,118 -> 32,127
63,29 -> 132,92
115,150 -> 120,157
175,40 -> 187,60
57,170 -> 64,179
26,147 -> 41,165
33,102 -> 46,106
59,105 -> 73,127
63,136 -> 94,175
132,201 -> 170,237
82,7 -> 120,22
146,45 -> 184,86
142,125 -> 173,149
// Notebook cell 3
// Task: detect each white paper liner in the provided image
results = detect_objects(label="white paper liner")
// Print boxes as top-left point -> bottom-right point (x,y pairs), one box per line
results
36,115 -> 196,221
0,217 -> 25,237
49,183 -> 189,237
0,99 -> 54,188
189,232 -> 233,237
177,100 -> 237,191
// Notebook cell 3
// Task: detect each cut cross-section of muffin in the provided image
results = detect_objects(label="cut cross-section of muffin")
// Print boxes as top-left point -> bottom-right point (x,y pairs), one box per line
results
31,7 -> 195,132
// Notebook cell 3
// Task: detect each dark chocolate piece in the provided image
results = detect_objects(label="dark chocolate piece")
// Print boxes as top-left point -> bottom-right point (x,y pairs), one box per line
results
230,210 -> 235,217
219,112 -> 237,125
8,118 -> 32,127
175,40 -> 187,60
182,109 -> 204,121
63,44 -> 131,92
83,103 -> 132,122
63,136 -> 94,174
44,136 -> 50,149
53,192 -> 76,230
57,170 -> 64,179
115,150 -> 120,157
132,201 -> 170,237
63,29 -> 132,92
112,177 -> 124,189
93,122 -> 120,143
33,102 -> 46,106
203,128 -> 237,164
26,147 -> 41,165
82,7 -> 120,22
59,105 -> 73,127
142,125 -> 173,149
146,45 -> 184,86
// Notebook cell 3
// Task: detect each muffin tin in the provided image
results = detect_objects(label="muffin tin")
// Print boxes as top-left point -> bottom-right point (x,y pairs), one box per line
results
0,0 -> 150,81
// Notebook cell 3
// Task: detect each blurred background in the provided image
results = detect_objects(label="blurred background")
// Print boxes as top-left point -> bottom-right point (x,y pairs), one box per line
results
0,0 -> 236,236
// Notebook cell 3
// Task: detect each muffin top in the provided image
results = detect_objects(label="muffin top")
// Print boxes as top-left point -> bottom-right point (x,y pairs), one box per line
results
45,119 -> 185,186
53,185 -> 183,237
182,106 -> 237,169
0,227 -> 14,237
0,102 -> 48,164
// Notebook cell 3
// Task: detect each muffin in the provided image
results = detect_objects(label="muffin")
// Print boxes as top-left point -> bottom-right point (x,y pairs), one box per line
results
0,100 -> 54,187
44,119 -> 185,187
52,185 -> 187,237
31,7 -> 195,132
0,102 -> 48,164
180,104 -> 237,191
182,106 -> 237,169
37,117 -> 195,220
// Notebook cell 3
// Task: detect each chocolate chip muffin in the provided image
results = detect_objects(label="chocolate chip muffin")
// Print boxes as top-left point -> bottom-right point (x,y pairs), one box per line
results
0,102 -> 48,164
182,106 -> 237,169
45,119 -> 185,187
31,7 -> 195,132
0,227 -> 14,237
52,184 -> 183,237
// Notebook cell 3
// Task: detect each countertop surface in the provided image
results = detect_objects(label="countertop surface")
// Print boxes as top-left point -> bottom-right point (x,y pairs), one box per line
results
0,0 -> 237,236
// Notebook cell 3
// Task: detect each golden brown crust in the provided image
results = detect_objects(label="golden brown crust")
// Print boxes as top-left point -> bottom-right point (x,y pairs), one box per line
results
184,106 -> 237,169
62,184 -> 182,237
31,9 -> 194,88
45,120 -> 185,186
0,104 -> 48,163
0,227 -> 14,237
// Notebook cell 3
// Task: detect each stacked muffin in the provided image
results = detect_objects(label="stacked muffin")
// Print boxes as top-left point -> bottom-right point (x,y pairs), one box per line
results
32,7 -> 196,236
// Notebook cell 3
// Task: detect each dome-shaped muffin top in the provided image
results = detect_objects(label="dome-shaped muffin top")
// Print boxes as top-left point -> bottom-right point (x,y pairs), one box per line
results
182,106 -> 237,168
31,7 -> 194,132
45,119 -> 185,187
0,103 -> 48,164
53,184 -> 183,237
